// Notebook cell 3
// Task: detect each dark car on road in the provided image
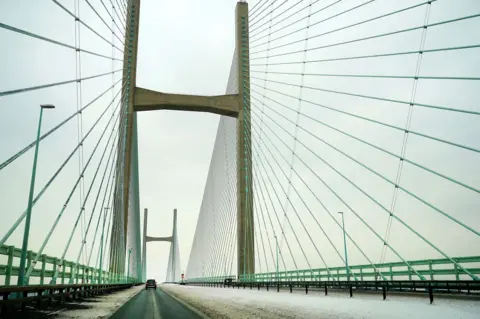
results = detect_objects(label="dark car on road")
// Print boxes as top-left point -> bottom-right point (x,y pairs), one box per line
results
145,279 -> 157,290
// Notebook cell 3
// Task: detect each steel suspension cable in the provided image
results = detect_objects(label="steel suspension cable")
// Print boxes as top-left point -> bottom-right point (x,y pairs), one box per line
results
251,76 -> 480,116
250,106 -> 405,279
250,129 -> 314,273
186,122 -> 224,279
251,0 -> 375,47
0,69 -> 122,97
75,129 -> 120,268
0,22 -> 122,61
250,44 -> 480,68
251,100 -> 479,280
252,167 -> 279,272
108,0 -> 126,31
249,94 -> 385,273
93,177 -> 115,283
252,70 -> 480,81
87,152 -> 117,266
100,191 -> 115,271
0,86 -> 123,248
52,0 -> 124,48
249,132 -> 289,272
197,137 -> 220,279
72,0 -> 88,266
83,0 -> 125,52
249,0 -> 269,18
251,90 -> 480,237
249,0 -> 291,32
210,125 -> 237,278
252,89 -> 480,195
251,0 -> 340,46
249,105 -> 350,272
381,2 -> 432,265
203,137 -> 230,279
249,0 -> 281,27
249,0 -> 308,38
49,100 -> 123,283
276,0 -> 312,259
249,80 -> 480,153
251,106 -> 386,280
247,106 -> 338,279
99,0 -> 125,38
114,0 -> 127,20
251,13 -> 480,60
0,78 -> 121,172
252,188 -> 272,273
24,98 -> 122,281
244,115 -> 307,272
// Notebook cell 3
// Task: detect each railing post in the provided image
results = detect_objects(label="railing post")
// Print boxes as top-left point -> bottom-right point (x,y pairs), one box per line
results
52,257 -> 58,284
40,254 -> 46,285
25,250 -> 33,285
429,260 -> 434,280
21,291 -> 28,310
61,259 -> 66,284
69,263 -> 74,284
428,283 -> 434,304
48,288 -> 53,306
5,246 -> 14,286
36,289 -> 43,308
76,263 -> 80,284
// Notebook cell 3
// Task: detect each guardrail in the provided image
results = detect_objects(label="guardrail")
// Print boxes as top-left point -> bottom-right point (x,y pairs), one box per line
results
186,256 -> 480,283
0,244 -> 135,285
186,280 -> 480,304
0,282 -> 142,317
239,256 -> 480,282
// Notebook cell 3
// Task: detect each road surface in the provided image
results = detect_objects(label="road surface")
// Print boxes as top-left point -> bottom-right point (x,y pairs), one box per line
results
109,287 -> 201,319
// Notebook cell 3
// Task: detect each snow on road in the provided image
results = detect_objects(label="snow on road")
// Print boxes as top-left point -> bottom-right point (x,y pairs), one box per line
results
55,285 -> 144,319
161,284 -> 480,319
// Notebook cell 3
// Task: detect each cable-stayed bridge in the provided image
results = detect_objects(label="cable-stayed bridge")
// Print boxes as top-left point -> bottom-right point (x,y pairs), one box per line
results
0,0 -> 479,317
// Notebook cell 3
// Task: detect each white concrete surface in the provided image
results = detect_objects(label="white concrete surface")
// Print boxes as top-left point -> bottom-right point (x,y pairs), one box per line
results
161,284 -> 480,319
55,285 -> 144,319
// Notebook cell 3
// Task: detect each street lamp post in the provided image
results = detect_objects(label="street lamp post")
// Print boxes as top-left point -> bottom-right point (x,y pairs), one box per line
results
127,247 -> 132,284
17,104 -> 55,286
338,212 -> 349,281
99,207 -> 109,284
275,235 -> 279,282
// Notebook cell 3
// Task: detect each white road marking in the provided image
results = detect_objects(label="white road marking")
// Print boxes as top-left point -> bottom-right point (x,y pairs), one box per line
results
151,290 -> 162,319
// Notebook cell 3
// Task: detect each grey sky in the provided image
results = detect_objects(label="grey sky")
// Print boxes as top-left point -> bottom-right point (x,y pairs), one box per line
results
0,0 -> 479,285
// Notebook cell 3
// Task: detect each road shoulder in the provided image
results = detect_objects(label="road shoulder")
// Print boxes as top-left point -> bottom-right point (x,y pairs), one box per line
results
159,284 -> 212,319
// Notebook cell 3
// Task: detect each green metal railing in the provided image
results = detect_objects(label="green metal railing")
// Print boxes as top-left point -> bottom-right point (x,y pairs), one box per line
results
0,244 -> 136,286
188,256 -> 480,283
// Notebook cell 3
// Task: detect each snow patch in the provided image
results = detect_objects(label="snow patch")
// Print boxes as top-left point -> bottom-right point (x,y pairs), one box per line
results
55,285 -> 144,319
161,284 -> 480,319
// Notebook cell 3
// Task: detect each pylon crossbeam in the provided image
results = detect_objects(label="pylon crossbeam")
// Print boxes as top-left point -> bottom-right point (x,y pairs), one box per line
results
146,236 -> 172,242
134,87 -> 240,117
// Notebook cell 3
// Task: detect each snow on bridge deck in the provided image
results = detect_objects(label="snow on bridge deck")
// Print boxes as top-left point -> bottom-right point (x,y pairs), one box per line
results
161,284 -> 480,319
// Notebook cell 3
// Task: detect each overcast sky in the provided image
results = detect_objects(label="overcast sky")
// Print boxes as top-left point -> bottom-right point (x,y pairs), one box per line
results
0,0 -> 479,285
